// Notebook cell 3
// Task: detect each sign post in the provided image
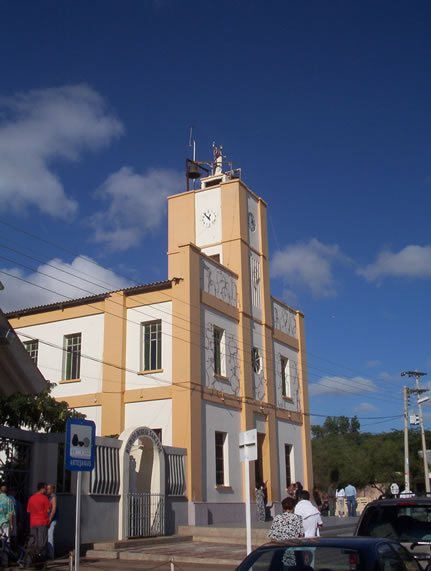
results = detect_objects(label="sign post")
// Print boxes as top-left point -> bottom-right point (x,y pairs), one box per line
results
239,429 -> 257,555
65,418 -> 96,571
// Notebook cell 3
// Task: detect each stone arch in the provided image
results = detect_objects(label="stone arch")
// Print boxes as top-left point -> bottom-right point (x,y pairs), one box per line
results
118,426 -> 165,539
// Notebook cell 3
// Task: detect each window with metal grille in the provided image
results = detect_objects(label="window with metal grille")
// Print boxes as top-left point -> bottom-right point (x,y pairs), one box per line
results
24,340 -> 39,365
63,333 -> 81,380
285,444 -> 292,488
281,356 -> 290,397
251,347 -> 261,373
215,431 -> 227,486
213,326 -> 226,376
142,320 -> 162,371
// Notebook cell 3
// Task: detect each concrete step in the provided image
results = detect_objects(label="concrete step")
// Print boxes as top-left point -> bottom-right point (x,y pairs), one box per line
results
178,524 -> 269,542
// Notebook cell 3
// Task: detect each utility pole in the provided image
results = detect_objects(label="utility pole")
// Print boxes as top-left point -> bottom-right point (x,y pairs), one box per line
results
401,371 -> 430,494
404,386 -> 411,493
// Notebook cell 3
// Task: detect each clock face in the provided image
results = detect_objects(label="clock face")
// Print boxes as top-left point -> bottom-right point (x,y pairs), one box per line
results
248,212 -> 256,232
201,209 -> 217,227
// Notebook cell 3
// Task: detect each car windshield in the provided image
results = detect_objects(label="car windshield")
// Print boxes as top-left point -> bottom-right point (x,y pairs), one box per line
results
359,504 -> 431,542
238,545 -> 361,571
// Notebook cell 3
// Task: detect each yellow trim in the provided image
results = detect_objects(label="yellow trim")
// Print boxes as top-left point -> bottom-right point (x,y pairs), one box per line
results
57,394 -> 101,408
124,386 -> 173,403
201,291 -> 239,321
9,302 -> 105,327
59,378 -> 81,384
137,369 -> 164,376
273,329 -> 299,351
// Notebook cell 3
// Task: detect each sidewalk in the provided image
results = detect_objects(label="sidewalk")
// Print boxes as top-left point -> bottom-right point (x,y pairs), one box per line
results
30,516 -> 359,571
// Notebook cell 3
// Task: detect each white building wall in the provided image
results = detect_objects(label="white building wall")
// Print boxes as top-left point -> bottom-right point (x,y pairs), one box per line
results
247,194 -> 260,251
195,187 -> 222,247
125,302 -> 172,390
75,405 -> 102,436
202,401 -> 242,503
201,306 -> 240,396
16,314 -> 105,398
250,320 -> 265,401
273,339 -> 300,412
124,400 -> 172,446
276,420 -> 303,499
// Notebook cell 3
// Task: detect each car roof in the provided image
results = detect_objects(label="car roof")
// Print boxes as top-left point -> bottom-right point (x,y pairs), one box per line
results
256,537 -> 399,549
363,497 -> 431,508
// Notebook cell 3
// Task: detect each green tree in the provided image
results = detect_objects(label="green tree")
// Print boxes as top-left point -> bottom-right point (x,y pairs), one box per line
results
0,382 -> 85,432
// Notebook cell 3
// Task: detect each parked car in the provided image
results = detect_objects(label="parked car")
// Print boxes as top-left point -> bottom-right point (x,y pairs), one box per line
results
356,497 -> 431,566
235,537 -> 424,571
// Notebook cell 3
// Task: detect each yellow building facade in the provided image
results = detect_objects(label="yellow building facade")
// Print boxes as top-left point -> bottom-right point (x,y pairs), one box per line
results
8,166 -> 313,523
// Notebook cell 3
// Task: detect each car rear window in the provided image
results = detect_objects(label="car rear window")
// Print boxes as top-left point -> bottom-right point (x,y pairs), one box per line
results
358,504 -> 431,542
239,546 -> 362,571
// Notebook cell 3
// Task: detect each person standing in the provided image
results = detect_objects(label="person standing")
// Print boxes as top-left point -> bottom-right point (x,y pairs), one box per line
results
344,483 -> 357,517
268,497 -> 304,541
27,482 -> 51,560
336,487 -> 346,517
327,482 -> 336,517
313,486 -> 322,511
294,490 -> 323,537
255,483 -> 266,522
46,484 -> 57,560
0,483 -> 15,567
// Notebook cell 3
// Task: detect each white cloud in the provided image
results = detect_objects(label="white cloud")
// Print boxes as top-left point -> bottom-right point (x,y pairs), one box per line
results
378,371 -> 401,382
89,166 -> 184,250
354,402 -> 379,413
0,84 -> 123,218
359,245 -> 431,282
271,239 -> 349,298
309,375 -> 377,397
0,256 -> 129,312
367,360 -> 382,368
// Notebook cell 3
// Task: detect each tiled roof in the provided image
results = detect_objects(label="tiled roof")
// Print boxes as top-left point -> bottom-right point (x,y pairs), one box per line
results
5,280 -> 173,318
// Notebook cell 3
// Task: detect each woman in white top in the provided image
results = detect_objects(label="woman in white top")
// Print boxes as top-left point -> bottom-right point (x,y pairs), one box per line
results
336,487 -> 346,517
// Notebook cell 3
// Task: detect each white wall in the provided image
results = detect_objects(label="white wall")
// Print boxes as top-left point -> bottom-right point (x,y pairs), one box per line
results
195,187 -> 222,247
276,420 -> 304,498
273,339 -> 300,412
202,401 -> 242,502
125,400 -> 173,446
250,320 -> 265,401
75,405 -> 102,436
247,193 -> 260,252
201,306 -> 240,396
16,314 -> 105,397
125,302 -> 172,390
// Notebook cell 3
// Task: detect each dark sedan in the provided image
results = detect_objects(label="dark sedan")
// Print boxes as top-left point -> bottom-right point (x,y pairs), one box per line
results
235,537 -> 426,571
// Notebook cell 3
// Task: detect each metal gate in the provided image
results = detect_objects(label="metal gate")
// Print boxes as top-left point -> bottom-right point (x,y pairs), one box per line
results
127,492 -> 165,538
0,436 -> 32,505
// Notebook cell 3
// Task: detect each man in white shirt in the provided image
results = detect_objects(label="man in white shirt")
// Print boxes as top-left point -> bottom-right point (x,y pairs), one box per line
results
294,490 -> 323,537
344,483 -> 357,517
336,487 -> 346,517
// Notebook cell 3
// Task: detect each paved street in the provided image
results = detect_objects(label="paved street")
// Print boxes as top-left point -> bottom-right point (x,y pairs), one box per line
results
38,516 -> 359,571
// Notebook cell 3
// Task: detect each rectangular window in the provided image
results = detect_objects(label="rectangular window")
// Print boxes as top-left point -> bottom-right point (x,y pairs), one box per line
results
285,444 -> 292,488
24,340 -> 39,365
142,320 -> 162,371
213,326 -> 226,376
281,356 -> 290,397
63,333 -> 81,380
215,431 -> 228,486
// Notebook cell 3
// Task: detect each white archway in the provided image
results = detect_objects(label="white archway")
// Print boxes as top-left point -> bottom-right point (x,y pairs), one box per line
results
118,426 -> 165,539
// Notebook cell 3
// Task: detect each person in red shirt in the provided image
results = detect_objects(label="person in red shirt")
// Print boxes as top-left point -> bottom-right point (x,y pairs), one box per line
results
27,482 -> 51,560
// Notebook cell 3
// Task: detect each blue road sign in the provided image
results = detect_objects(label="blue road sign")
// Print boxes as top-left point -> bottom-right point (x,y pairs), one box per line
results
65,418 -> 96,471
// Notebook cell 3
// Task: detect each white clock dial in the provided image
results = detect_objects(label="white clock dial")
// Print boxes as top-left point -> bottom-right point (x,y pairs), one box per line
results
201,209 -> 217,227
248,212 -> 256,232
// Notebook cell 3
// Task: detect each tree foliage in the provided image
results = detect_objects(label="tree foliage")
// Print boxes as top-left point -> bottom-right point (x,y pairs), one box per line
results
0,382 -> 85,432
312,418 -> 428,494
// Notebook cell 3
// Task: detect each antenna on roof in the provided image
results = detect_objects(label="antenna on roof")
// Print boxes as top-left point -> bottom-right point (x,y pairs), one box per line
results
189,126 -> 196,161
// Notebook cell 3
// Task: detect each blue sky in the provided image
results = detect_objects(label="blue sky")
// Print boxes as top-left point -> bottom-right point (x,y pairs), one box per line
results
1,0 -> 431,432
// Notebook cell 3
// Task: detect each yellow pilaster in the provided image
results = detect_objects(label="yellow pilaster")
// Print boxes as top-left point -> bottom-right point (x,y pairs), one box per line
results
101,292 -> 127,436
296,311 -> 313,490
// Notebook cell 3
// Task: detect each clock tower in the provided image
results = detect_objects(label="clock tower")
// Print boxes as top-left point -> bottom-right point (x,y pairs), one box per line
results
167,151 -> 312,515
